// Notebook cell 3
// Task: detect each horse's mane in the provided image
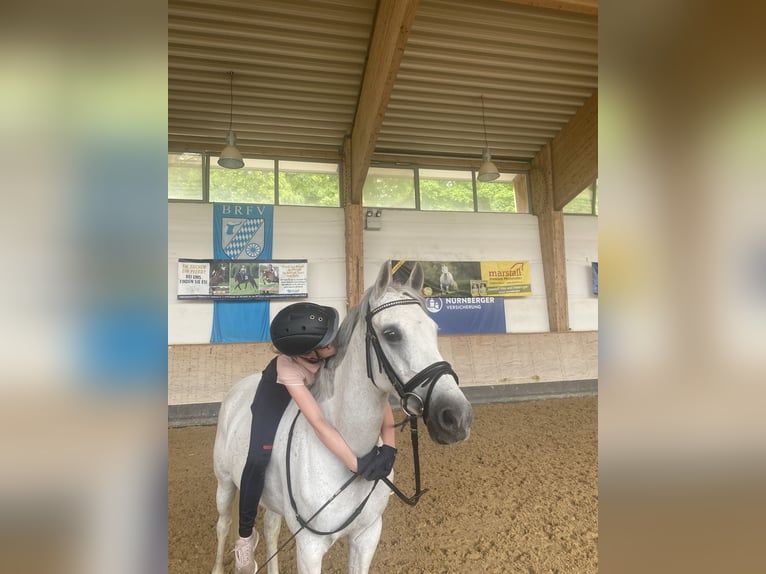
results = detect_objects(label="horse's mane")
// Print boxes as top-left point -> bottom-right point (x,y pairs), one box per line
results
311,282 -> 425,402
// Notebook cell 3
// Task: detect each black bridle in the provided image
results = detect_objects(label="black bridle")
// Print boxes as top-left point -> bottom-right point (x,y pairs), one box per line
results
365,297 -> 459,421
365,296 -> 459,505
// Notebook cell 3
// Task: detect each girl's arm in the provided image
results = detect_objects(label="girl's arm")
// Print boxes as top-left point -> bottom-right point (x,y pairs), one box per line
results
285,383 -> 359,472
380,401 -> 396,448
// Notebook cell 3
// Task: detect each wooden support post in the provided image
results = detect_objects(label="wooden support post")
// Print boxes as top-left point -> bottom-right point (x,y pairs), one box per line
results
531,144 -> 570,332
342,135 -> 364,309
513,173 -> 530,213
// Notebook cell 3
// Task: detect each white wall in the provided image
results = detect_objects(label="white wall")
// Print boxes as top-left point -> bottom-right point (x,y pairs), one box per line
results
168,204 -> 598,344
168,203 -> 215,344
564,215 -> 599,331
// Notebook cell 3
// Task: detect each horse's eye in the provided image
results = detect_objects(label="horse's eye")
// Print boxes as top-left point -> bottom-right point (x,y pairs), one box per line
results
382,328 -> 401,342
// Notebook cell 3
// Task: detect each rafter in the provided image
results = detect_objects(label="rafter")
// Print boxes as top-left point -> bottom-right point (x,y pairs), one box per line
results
350,0 -> 419,204
495,0 -> 597,16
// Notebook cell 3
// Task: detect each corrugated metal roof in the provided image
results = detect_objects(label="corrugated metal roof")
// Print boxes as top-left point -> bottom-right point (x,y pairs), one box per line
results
169,0 -> 377,157
168,0 -> 597,165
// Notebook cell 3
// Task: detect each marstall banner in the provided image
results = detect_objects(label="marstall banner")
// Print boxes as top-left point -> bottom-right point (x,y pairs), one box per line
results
392,260 -> 531,297
212,203 -> 274,343
177,259 -> 308,301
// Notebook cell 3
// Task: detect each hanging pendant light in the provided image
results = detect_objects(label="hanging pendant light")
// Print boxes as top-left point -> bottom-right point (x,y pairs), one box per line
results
218,71 -> 244,169
477,95 -> 499,182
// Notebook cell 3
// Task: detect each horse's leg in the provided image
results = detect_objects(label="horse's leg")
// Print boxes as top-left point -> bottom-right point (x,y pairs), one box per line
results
347,518 -> 383,574
295,533 -> 331,574
263,509 -> 282,574
211,476 -> 237,574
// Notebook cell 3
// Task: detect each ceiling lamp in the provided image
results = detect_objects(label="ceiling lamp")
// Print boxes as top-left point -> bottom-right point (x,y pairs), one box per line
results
477,95 -> 500,182
218,71 -> 244,169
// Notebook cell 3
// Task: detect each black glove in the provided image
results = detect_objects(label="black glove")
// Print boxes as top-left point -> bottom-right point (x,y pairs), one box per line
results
364,445 -> 397,481
376,445 -> 397,476
356,447 -> 379,480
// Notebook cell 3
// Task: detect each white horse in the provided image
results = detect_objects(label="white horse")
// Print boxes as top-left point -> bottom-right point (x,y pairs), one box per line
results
439,264 -> 457,295
211,261 -> 474,574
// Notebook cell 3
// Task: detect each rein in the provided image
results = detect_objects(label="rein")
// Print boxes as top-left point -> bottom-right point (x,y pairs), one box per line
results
256,411 -> 380,572
285,411 -> 378,535
365,296 -> 459,506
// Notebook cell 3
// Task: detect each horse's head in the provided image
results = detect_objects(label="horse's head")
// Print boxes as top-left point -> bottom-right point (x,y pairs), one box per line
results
364,260 -> 473,444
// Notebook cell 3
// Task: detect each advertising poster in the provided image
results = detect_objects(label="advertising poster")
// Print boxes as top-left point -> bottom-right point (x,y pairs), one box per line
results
392,260 -> 531,298
177,259 -> 307,301
391,260 -> 518,335
424,296 -> 507,335
178,260 -> 212,297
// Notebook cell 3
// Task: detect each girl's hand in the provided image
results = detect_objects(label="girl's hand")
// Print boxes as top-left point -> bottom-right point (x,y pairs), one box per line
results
356,447 -> 379,480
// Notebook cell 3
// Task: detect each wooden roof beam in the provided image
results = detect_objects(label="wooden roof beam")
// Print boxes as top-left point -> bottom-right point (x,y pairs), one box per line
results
350,0 -> 419,204
551,89 -> 597,210
496,0 -> 598,16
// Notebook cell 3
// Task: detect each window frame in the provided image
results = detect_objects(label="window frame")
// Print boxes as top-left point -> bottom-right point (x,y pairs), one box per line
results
168,152 -> 539,215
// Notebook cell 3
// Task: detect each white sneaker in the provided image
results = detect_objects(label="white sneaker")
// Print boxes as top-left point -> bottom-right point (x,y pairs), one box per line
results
234,532 -> 259,574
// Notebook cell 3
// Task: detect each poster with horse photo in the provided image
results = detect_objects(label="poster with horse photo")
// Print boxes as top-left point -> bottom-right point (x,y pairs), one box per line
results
177,258 -> 308,300
390,260 -> 514,335
391,260 -> 531,298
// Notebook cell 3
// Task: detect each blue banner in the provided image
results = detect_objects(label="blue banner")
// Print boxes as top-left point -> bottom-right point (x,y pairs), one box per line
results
424,296 -> 507,335
592,261 -> 598,295
211,204 -> 274,343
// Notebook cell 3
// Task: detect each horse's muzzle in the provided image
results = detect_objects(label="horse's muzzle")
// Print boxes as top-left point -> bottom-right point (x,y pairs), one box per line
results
425,390 -> 473,444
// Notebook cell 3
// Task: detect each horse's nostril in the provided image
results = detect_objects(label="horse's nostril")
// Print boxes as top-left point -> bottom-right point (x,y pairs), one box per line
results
440,408 -> 457,429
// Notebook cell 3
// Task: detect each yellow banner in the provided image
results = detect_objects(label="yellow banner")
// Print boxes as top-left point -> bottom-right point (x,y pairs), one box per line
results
480,261 -> 532,296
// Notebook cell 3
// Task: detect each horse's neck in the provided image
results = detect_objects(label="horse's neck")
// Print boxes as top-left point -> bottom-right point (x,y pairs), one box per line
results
322,332 -> 388,453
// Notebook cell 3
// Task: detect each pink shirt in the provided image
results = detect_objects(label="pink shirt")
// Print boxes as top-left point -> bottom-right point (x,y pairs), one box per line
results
276,354 -> 323,388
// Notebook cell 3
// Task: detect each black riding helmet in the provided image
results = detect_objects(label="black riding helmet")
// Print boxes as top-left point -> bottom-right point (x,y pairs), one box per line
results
270,302 -> 340,356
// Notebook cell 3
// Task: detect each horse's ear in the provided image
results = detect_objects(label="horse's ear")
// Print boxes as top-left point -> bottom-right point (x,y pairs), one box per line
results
407,262 -> 425,292
373,260 -> 393,299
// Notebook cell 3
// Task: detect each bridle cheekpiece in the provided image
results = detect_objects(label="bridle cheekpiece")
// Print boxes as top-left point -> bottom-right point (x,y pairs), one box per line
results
364,296 -> 459,421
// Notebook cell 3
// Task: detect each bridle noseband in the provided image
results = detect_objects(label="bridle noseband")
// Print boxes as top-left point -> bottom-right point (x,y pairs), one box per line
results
365,297 -> 459,421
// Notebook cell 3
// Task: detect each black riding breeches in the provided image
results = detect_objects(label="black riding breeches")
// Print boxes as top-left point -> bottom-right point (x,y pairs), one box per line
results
238,357 -> 291,538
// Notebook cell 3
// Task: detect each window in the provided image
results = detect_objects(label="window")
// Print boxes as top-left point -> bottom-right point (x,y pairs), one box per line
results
168,152 -> 203,200
477,173 -> 527,213
563,179 -> 598,215
362,167 -> 416,209
168,152 -> 531,214
278,161 -> 340,207
363,166 -> 528,213
419,169 -> 474,212
209,157 -> 275,204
